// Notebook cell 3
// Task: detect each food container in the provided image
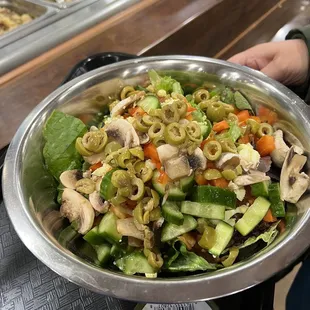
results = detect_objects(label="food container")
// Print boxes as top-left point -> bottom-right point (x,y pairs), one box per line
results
30,0 -> 99,9
0,0 -> 55,48
3,55 -> 310,303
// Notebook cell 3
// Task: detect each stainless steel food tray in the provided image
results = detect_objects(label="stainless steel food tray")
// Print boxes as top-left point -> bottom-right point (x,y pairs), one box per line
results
0,0 -> 56,48
30,0 -> 99,9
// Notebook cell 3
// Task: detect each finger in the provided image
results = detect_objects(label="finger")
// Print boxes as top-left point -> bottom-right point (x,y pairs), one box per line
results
227,52 -> 248,66
260,61 -> 283,82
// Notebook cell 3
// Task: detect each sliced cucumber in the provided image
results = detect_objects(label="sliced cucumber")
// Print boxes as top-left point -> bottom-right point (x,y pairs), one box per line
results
235,197 -> 270,236
94,243 -> 111,267
191,185 -> 236,209
285,203 -> 297,228
251,180 -> 270,197
58,225 -> 79,248
161,215 -> 197,242
100,169 -> 118,200
110,244 -> 128,259
208,221 -> 234,256
162,201 -> 184,225
179,175 -> 195,192
268,183 -> 285,217
98,212 -> 122,244
181,201 -> 225,220
115,251 -> 156,275
137,95 -> 160,113
83,226 -> 105,245
152,170 -> 186,201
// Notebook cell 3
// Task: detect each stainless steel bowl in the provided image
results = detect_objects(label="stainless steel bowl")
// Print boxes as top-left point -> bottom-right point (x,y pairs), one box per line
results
3,56 -> 310,303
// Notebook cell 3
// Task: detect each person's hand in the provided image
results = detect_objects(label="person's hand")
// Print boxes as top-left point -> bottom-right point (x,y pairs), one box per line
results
228,40 -> 309,86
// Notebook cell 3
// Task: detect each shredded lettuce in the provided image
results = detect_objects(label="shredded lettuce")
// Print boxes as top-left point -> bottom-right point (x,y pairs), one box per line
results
228,121 -> 241,142
221,87 -> 235,104
165,243 -> 216,272
148,69 -> 184,94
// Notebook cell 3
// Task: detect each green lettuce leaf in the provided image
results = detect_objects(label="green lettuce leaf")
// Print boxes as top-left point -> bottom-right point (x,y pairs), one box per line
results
221,87 -> 235,104
234,91 -> 254,113
43,110 -> 87,180
148,69 -> 183,94
237,221 -> 280,251
165,243 -> 216,272
228,121 -> 241,142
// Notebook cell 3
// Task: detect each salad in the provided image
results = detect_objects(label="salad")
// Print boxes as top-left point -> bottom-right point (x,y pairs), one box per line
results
43,70 -> 309,277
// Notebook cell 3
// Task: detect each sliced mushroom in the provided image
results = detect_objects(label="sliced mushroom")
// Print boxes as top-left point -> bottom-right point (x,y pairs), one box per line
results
257,156 -> 272,173
271,130 -> 290,167
59,170 -> 83,189
105,119 -> 140,148
84,151 -> 105,165
273,122 -> 304,154
60,188 -> 95,234
157,144 -> 179,163
164,156 -> 191,180
280,147 -> 309,203
110,91 -> 145,117
89,191 -> 109,213
116,217 -> 145,240
137,131 -> 150,144
234,170 -> 270,186
187,147 -> 207,170
216,153 -> 240,170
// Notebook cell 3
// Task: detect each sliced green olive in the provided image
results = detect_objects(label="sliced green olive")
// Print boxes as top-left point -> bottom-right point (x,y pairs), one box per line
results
82,130 -> 108,153
164,122 -> 186,145
247,119 -> 260,134
198,99 -> 213,111
203,140 -> 222,161
222,102 -> 235,114
148,252 -> 163,269
161,103 -> 180,124
193,89 -> 210,103
186,122 -> 202,141
207,102 -> 226,122
222,169 -> 237,181
117,150 -> 132,168
134,161 -> 153,183
204,169 -> 222,180
104,141 -> 122,157
227,113 -> 239,123
148,122 -> 165,139
75,178 -> 95,194
152,136 -> 166,147
111,170 -> 132,188
257,123 -> 274,137
75,137 -> 92,156
222,247 -> 239,267
142,114 -> 161,126
149,207 -> 161,221
129,177 -> 145,201
129,147 -> 145,160
175,99 -> 188,118
149,108 -> 162,118
219,138 -> 237,153
120,86 -> 135,100
134,118 -> 149,133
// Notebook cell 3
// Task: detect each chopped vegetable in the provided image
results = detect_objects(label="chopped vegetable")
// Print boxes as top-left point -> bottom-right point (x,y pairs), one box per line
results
256,135 -> 275,157
213,120 -> 229,132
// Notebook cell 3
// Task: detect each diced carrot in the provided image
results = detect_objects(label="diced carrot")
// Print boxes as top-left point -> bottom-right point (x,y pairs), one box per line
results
263,209 -> 277,223
207,161 -> 216,169
210,178 -> 229,188
185,113 -> 193,121
238,134 -> 250,144
89,162 -> 103,172
256,135 -> 275,157
278,219 -> 286,234
237,110 -> 250,122
195,173 -> 208,185
233,106 -> 241,114
258,106 -> 278,125
158,170 -> 170,184
143,142 -> 160,163
213,120 -> 229,133
187,106 -> 196,113
128,106 -> 146,117
249,116 -> 261,123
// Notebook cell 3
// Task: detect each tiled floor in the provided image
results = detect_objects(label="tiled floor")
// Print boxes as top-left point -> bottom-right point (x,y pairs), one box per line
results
274,264 -> 301,310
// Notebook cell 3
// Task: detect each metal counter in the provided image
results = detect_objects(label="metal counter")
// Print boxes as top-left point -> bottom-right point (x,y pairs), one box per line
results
0,0 -> 140,76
